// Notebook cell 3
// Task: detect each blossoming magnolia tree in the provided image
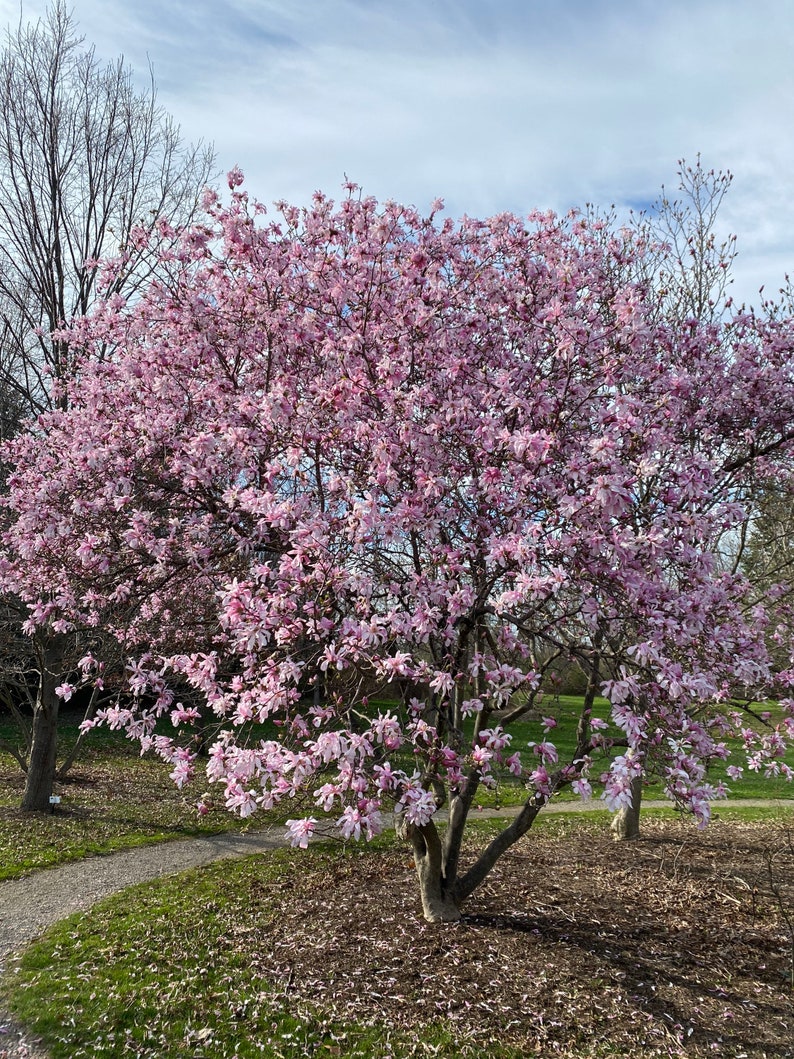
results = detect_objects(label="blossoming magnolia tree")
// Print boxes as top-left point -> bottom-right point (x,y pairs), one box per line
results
3,175 -> 794,920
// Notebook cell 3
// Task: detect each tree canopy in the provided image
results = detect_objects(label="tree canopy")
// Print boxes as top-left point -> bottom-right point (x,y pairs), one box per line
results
3,176 -> 794,919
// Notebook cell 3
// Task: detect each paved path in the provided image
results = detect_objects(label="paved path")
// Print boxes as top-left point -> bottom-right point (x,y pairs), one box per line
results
1,798 -> 792,1057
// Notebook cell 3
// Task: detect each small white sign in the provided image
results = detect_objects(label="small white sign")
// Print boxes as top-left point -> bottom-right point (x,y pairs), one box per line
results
48,795 -> 61,805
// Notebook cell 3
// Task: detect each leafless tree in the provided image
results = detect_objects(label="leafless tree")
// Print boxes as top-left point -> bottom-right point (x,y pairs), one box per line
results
636,156 -> 738,322
0,0 -> 215,416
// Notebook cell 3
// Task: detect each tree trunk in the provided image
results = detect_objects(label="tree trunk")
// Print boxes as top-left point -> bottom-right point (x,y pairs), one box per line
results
416,860 -> 462,923
21,640 -> 61,812
610,774 -> 643,841
398,816 -> 461,923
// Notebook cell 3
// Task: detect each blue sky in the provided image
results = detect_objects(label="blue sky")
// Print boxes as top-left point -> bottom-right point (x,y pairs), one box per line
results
2,0 -> 793,309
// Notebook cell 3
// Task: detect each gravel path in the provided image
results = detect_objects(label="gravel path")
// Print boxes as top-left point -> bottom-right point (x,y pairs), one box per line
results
0,828 -> 285,1059
1,798 -> 791,1058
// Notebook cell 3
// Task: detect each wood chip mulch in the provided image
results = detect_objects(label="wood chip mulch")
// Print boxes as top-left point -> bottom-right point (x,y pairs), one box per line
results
224,816 -> 794,1057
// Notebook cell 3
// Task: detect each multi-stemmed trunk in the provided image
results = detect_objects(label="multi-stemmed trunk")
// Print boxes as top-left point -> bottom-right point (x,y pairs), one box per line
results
401,788 -> 548,923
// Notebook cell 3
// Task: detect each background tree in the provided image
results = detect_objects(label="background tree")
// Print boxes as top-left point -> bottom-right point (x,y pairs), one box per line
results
585,159 -> 775,838
0,0 -> 215,811
4,180 -> 793,917
731,254 -> 794,682
743,485 -> 794,592
0,0 -> 214,416
632,156 -> 737,323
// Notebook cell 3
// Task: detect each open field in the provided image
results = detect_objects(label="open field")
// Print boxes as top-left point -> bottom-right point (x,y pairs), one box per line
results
4,811 -> 794,1058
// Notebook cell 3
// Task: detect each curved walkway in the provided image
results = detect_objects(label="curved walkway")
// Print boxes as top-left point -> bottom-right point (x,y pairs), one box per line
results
0,829 -> 286,1059
1,798 -> 791,1058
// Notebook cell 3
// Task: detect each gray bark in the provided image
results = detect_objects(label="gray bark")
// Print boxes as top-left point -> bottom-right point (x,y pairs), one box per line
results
397,816 -> 461,923
610,774 -> 643,841
397,786 -> 550,921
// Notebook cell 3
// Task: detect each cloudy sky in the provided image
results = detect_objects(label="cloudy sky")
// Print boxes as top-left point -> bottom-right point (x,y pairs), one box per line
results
1,0 -> 792,309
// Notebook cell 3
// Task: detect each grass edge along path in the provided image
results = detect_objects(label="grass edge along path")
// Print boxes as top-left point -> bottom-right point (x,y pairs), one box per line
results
2,802 -> 794,1058
3,806 -> 794,1059
0,828 -> 286,1059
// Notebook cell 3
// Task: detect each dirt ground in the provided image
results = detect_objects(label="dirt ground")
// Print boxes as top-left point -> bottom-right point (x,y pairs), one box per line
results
230,815 -> 794,1058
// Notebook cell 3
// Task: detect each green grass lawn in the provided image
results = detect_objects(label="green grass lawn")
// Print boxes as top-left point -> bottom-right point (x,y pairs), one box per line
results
461,694 -> 794,807
4,846 -> 506,1059
0,714 -> 258,881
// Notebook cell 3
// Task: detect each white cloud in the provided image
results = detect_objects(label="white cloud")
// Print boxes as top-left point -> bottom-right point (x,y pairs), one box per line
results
0,0 -> 792,307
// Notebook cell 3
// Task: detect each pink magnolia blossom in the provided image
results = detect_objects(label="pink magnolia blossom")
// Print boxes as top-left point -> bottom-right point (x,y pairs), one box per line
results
531,741 -> 559,765
506,752 -> 523,777
3,177 -> 793,919
285,817 -> 317,849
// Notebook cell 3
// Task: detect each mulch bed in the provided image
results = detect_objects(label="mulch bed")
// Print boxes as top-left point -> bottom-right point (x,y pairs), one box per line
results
229,816 -> 794,1057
